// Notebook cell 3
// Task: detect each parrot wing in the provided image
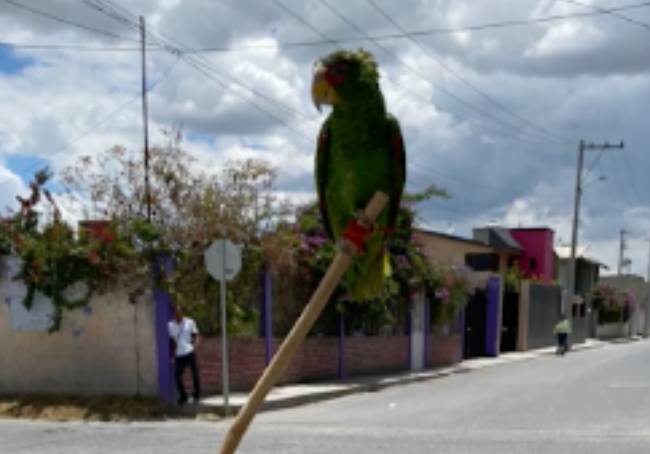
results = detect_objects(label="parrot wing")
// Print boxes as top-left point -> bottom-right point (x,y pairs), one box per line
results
315,120 -> 334,239
386,114 -> 406,229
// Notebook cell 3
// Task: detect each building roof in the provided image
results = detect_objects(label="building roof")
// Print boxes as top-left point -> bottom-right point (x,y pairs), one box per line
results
555,246 -> 609,269
472,227 -> 522,251
415,228 -> 521,254
509,227 -> 554,233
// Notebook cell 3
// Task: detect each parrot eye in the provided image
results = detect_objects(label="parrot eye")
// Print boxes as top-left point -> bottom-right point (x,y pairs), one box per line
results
325,62 -> 349,87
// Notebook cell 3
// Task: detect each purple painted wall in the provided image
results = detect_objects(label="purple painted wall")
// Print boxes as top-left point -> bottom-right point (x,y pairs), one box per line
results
485,276 -> 500,357
262,270 -> 273,365
510,228 -> 555,283
424,299 -> 430,368
338,312 -> 345,379
153,257 -> 174,403
458,309 -> 466,359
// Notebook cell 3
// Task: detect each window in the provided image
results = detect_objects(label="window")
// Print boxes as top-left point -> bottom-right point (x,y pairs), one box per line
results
529,257 -> 538,271
465,253 -> 499,272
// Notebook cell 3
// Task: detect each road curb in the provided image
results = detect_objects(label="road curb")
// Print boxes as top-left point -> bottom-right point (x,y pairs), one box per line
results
182,339 -> 622,418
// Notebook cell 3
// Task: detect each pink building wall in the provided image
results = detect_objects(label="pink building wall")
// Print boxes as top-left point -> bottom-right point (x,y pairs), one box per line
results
509,228 -> 555,283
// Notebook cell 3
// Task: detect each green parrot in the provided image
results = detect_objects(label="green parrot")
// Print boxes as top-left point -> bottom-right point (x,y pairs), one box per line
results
311,49 -> 406,302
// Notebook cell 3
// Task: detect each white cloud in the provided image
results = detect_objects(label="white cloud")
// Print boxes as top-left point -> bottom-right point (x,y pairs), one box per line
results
0,0 -> 648,276
526,21 -> 605,58
0,165 -> 27,212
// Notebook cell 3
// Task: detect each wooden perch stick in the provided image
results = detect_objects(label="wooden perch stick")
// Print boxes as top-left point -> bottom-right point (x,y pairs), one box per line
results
219,191 -> 389,454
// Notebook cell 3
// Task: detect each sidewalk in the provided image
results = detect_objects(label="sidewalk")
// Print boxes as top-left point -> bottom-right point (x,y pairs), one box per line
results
187,338 -> 609,417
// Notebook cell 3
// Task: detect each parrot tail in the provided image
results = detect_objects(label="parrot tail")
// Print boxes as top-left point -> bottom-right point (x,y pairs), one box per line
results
346,247 -> 390,302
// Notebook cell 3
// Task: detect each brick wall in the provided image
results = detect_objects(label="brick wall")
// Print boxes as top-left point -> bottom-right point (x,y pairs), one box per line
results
428,334 -> 462,367
342,335 -> 409,377
187,333 -> 461,394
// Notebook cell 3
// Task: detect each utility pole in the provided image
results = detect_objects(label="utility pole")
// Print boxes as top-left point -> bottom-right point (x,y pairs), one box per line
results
645,236 -> 650,338
140,16 -> 151,223
618,228 -> 627,275
568,140 -> 624,300
646,236 -> 650,283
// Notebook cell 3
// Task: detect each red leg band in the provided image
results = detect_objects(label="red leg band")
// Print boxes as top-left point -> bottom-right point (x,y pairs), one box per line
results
343,219 -> 373,252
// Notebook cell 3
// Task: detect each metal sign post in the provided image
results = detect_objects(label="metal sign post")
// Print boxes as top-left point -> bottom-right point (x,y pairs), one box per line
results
220,239 -> 229,415
205,239 -> 242,417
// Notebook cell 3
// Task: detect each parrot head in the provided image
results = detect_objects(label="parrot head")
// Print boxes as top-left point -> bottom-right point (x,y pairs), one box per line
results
311,49 -> 380,112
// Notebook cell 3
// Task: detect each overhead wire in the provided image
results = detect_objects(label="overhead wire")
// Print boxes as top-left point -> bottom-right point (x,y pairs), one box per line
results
7,0 -> 639,223
366,0 -> 571,145
604,151 -> 635,207
16,55 -> 182,178
176,1 -> 650,52
84,0 -> 315,141
88,0 -> 315,124
620,148 -> 646,204
271,0 -> 564,216
0,42 -> 148,51
316,0 -> 569,146
273,0 -> 560,199
1,0 -> 139,42
310,0 -> 569,204
4,1 -> 650,52
558,0 -> 650,31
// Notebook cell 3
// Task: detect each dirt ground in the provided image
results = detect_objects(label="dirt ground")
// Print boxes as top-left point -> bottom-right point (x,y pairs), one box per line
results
0,395 -> 219,422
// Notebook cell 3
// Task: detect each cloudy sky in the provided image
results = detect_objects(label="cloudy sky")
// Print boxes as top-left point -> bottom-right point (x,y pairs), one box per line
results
1,0 -> 649,276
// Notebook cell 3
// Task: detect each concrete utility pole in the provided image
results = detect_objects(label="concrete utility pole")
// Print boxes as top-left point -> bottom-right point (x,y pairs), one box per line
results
646,236 -> 650,283
569,140 -> 624,300
140,16 -> 151,223
618,228 -> 627,275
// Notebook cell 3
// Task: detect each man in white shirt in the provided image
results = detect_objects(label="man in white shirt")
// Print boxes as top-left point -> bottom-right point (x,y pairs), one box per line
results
168,304 -> 201,405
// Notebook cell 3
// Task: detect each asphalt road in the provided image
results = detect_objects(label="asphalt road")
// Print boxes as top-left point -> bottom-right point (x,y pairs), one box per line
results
2,340 -> 650,453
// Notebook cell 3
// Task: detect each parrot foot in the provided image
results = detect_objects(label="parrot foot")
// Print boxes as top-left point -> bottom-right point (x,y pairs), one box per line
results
341,216 -> 374,254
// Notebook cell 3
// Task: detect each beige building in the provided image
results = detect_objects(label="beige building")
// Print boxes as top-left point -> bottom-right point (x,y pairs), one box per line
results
413,228 -> 521,354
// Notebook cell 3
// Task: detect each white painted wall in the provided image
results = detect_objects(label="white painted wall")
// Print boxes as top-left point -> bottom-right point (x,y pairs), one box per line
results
410,294 -> 425,371
0,257 -> 158,396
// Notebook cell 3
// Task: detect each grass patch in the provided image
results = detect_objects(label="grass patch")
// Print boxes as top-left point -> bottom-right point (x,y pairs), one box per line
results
0,395 -> 172,422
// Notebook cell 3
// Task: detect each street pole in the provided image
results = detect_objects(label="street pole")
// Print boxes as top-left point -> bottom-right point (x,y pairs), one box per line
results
644,236 -> 650,338
568,140 -> 624,304
140,16 -> 151,223
618,229 -> 627,275
221,239 -> 230,416
568,140 -> 585,303
646,236 -> 650,283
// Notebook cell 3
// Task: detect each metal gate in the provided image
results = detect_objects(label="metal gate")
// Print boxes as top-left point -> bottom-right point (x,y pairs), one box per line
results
464,290 -> 487,358
500,291 -> 519,352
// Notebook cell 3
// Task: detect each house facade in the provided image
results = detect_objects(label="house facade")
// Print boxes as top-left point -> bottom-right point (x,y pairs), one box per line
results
414,228 -> 521,357
509,228 -> 555,283
599,274 -> 649,338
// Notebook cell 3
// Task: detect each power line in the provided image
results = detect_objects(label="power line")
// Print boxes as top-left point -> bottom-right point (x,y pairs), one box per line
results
0,42 -> 148,51
271,0 -> 337,46
180,58 -> 314,142
271,0 -> 456,119
366,0 -> 570,145
606,150 -> 635,206
16,56 -> 181,178
272,0 -> 563,201
278,0 -> 536,206
272,0 -> 511,196
272,0 -> 566,163
82,0 -> 141,31
559,0 -> 650,31
91,0 -> 314,123
1,0 -> 138,42
584,148 -> 606,178
5,1 -> 650,53
185,1 -> 650,52
316,0 -> 570,146
89,0 -> 315,142
620,148 -> 645,203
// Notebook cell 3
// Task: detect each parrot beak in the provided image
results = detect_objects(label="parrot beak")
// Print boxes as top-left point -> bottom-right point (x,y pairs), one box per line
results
312,61 -> 337,112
